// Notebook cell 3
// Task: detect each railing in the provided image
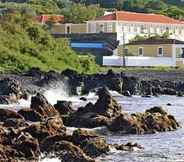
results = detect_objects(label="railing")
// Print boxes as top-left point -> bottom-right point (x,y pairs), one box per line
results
103,56 -> 176,67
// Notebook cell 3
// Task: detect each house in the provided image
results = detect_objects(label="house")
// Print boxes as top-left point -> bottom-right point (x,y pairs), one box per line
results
103,39 -> 184,67
87,11 -> 184,44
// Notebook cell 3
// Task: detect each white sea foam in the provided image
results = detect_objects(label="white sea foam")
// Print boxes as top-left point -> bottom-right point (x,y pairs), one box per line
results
43,81 -> 69,105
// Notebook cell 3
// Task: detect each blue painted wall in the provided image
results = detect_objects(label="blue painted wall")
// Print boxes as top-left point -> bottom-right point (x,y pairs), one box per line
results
71,42 -> 104,49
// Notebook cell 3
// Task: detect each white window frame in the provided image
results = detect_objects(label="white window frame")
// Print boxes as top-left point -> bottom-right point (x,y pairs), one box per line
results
106,23 -> 113,32
157,47 -> 164,56
138,47 -> 144,56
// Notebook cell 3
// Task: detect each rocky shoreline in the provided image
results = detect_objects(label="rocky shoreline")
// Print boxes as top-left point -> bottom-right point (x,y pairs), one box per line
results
0,68 -> 182,161
0,68 -> 184,100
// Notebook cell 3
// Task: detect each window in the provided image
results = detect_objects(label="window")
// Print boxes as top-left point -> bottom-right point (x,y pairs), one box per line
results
122,25 -> 124,32
134,27 -> 137,33
158,47 -> 163,56
107,23 -> 113,32
123,48 -> 128,55
140,26 -> 144,33
138,47 -> 143,56
128,26 -> 131,32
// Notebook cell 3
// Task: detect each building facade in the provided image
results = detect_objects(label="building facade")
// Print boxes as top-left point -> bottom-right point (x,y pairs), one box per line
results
87,11 -> 184,44
50,23 -> 87,34
103,39 -> 184,67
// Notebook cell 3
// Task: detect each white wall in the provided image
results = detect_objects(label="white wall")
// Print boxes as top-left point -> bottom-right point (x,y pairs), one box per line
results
103,56 -> 176,67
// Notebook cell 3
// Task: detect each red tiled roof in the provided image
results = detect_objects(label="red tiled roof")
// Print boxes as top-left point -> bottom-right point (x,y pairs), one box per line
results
35,15 -> 64,24
95,11 -> 184,25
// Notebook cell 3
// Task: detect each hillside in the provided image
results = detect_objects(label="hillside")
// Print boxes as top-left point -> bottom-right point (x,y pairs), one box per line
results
0,11 -> 98,73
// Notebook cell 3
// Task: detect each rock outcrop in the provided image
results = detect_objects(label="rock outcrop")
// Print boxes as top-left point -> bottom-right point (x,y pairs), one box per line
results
23,117 -> 66,143
65,87 -> 122,128
30,93 -> 59,118
108,106 -> 180,134
54,101 -> 74,115
18,108 -> 43,122
0,78 -> 27,104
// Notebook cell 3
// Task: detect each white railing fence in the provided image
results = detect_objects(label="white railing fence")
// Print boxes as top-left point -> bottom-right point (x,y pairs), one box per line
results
103,56 -> 176,67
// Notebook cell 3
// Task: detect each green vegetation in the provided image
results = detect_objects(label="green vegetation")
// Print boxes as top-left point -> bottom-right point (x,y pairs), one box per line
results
99,66 -> 184,73
0,1 -> 104,23
81,0 -> 184,19
130,31 -> 170,42
0,12 -> 98,73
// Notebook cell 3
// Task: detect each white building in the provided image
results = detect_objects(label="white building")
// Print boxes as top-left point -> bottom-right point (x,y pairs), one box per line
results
87,11 -> 184,45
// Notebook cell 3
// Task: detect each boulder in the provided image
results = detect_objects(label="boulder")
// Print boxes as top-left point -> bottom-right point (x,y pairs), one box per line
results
93,87 -> 122,117
113,142 -> 143,151
122,76 -> 138,95
80,97 -> 87,101
65,88 -> 121,128
108,114 -> 142,134
65,111 -> 110,128
108,107 -> 180,134
177,91 -> 183,97
54,101 -> 74,115
72,129 -> 110,158
0,109 -> 23,122
0,78 -> 26,101
80,137 -> 110,158
23,117 -> 66,142
14,132 -> 40,159
44,140 -> 95,162
3,118 -> 28,128
18,108 -> 43,122
145,106 -> 168,115
72,129 -> 98,146
0,95 -> 17,104
162,88 -> 177,95
30,93 -> 59,118
40,134 -> 72,152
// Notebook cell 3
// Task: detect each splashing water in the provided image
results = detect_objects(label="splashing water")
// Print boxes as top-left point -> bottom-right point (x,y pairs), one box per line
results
43,81 -> 69,105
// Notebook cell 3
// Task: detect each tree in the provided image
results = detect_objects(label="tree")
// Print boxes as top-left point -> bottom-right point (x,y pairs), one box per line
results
61,3 -> 104,23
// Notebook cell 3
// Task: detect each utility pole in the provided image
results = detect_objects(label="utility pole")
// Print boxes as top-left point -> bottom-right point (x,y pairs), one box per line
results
122,31 -> 126,67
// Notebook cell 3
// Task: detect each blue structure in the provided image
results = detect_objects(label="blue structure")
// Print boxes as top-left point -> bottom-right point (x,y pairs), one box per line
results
71,42 -> 104,49
52,33 -> 119,65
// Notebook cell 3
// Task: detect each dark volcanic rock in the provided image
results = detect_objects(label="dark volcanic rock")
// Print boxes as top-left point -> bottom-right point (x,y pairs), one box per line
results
40,134 -> 72,152
0,95 -> 17,104
0,109 -> 23,122
72,129 -> 110,158
113,142 -> 144,151
54,101 -> 74,115
42,140 -> 95,162
80,138 -> 110,158
31,93 -> 59,118
108,107 -> 180,134
122,76 -> 138,95
72,129 -> 98,146
94,87 -> 122,117
3,118 -> 28,128
18,108 -> 43,122
0,78 -> 26,102
14,132 -> 40,159
23,117 -> 66,143
108,114 -> 140,134
65,88 -> 122,128
145,106 -> 167,115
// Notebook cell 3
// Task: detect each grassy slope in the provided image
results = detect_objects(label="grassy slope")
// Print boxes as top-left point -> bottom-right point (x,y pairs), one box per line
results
0,13 -> 98,74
